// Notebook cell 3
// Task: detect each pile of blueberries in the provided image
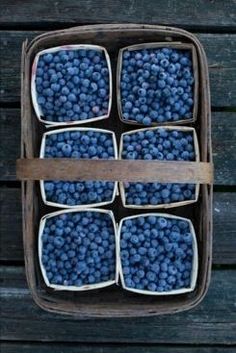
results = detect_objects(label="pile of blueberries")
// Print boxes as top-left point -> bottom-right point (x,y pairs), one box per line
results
120,215 -> 193,292
35,48 -> 110,123
41,211 -> 116,287
121,128 -> 196,206
43,130 -> 116,206
120,47 -> 194,125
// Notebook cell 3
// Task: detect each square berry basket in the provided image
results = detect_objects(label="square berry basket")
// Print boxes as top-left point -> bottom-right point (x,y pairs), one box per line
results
17,24 -> 213,317
31,44 -> 112,126
38,208 -> 119,291
119,126 -> 200,209
116,42 -> 198,126
117,213 -> 198,296
39,127 -> 118,209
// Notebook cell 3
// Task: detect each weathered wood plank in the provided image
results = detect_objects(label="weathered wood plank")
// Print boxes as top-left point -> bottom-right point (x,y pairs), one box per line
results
0,1 -> 235,28
213,192 -> 236,264
0,32 -> 236,106
212,112 -> 236,186
0,267 -> 235,344
0,160 -> 16,181
0,110 -> 21,159
0,188 -> 23,262
1,342 -> 235,353
16,159 -> 214,184
0,188 -> 235,264
1,109 -> 235,185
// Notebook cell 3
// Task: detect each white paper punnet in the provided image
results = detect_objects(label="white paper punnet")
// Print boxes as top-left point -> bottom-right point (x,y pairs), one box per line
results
116,41 -> 198,126
40,127 -> 118,209
31,44 -> 112,126
38,208 -> 119,291
119,125 -> 200,209
117,213 -> 198,296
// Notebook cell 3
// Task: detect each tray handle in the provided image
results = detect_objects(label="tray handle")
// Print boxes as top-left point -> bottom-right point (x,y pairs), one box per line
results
16,159 -> 213,184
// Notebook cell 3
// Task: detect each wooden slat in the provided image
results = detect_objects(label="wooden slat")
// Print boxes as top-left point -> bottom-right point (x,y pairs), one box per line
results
0,1 -> 235,28
213,192 -> 236,265
1,343 -> 235,353
0,32 -> 236,106
1,109 -> 235,185
0,188 -> 23,262
16,159 -> 214,184
0,267 -> 235,344
0,108 -> 21,181
0,188 -> 235,264
212,112 -> 236,186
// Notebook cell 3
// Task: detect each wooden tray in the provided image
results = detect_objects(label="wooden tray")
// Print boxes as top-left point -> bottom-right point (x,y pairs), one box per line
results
18,23 -> 213,317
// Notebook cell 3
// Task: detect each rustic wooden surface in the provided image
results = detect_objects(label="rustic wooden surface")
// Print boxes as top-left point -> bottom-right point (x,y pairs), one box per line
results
0,1 -> 235,352
1,346 -> 236,353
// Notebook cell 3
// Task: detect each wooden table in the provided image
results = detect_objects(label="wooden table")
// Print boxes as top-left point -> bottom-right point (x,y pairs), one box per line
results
0,1 -> 235,352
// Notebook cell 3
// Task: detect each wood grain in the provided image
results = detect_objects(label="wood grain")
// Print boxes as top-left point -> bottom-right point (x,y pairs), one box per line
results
1,343 -> 235,353
0,188 -> 235,264
0,267 -> 235,343
1,109 -> 235,185
16,159 -> 214,184
212,112 -> 236,186
0,32 -> 235,106
0,1 -> 235,28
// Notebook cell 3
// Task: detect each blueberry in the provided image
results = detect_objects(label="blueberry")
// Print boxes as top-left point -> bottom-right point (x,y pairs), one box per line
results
44,182 -> 54,192
143,116 -> 151,125
54,236 -> 65,248
68,93 -> 77,102
146,271 -> 156,282
151,263 -> 160,273
38,96 -> 46,105
61,144 -> 72,157
125,277 -> 135,288
148,248 -> 157,258
158,217 -> 167,229
43,53 -> 53,63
